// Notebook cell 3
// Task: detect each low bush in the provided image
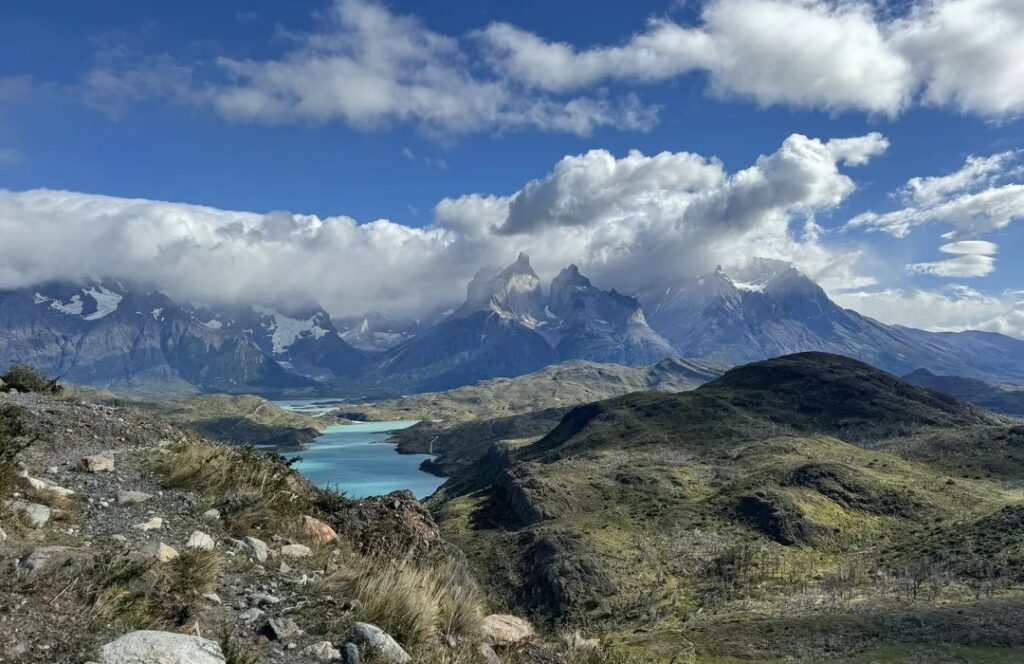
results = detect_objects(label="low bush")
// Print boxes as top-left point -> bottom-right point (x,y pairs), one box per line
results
1,365 -> 62,395
0,405 -> 31,497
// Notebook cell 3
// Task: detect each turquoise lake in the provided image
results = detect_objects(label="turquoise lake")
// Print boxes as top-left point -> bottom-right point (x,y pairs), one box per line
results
273,402 -> 444,499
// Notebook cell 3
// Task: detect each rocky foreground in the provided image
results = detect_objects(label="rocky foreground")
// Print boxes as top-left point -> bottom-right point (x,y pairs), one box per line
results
0,388 -> 558,663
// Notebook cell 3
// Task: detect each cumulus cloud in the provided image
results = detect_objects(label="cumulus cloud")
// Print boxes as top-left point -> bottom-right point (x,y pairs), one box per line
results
849,151 -> 1024,238
478,0 -> 1024,117
0,132 -> 883,316
834,284 -> 1024,337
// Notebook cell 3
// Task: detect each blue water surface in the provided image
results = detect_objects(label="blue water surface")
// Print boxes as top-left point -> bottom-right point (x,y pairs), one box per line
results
275,412 -> 444,499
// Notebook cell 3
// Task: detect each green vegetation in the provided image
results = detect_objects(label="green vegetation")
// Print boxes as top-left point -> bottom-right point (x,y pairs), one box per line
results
0,405 -> 30,497
1,364 -> 63,395
354,358 -> 723,423
428,353 -> 1024,662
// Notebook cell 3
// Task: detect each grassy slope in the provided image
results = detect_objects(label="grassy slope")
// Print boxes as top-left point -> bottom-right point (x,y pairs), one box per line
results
352,358 -> 724,423
430,353 -> 1024,662
79,388 -> 324,449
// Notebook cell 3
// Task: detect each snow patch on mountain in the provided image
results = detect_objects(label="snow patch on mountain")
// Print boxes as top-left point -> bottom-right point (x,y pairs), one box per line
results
34,292 -> 87,316
82,286 -> 123,320
254,306 -> 330,354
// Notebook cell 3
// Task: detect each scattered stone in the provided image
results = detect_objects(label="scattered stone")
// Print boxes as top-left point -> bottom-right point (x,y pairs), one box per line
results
142,542 -> 180,563
25,475 -> 75,497
262,617 -> 301,640
341,599 -> 362,612
243,536 -> 269,562
0,526 -> 6,542
482,614 -> 535,647
117,490 -> 152,505
97,630 -> 225,664
202,508 -> 221,522
280,543 -> 312,559
81,455 -> 115,473
6,500 -> 51,528
350,623 -> 411,664
253,592 -> 281,606
202,592 -> 222,605
279,560 -> 292,574
239,608 -> 265,623
341,642 -> 360,664
111,534 -> 127,543
186,530 -> 215,550
301,642 -> 341,661
18,546 -> 96,578
136,517 -> 163,531
300,515 -> 338,544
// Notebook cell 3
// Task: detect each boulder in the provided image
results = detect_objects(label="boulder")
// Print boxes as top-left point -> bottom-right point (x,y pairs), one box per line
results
6,500 -> 51,528
350,622 -> 411,664
300,641 -> 342,661
300,515 -> 338,544
117,490 -> 152,505
482,614 -> 535,647
186,530 -> 215,550
202,508 -> 221,522
81,455 -> 115,473
98,630 -> 225,664
243,536 -> 269,562
262,617 -> 301,640
280,543 -> 312,559
18,546 -> 96,578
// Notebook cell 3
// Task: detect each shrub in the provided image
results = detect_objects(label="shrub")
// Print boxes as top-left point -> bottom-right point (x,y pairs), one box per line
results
0,405 -> 31,497
1,365 -> 62,395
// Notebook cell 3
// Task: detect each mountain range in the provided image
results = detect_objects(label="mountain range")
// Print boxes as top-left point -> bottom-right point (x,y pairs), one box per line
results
2,255 -> 1024,395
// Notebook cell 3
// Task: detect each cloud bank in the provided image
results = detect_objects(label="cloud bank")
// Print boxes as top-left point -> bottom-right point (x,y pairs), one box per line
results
0,132 -> 885,317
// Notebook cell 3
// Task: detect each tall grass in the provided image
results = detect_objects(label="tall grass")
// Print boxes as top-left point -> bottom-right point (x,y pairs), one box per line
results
318,559 -> 484,651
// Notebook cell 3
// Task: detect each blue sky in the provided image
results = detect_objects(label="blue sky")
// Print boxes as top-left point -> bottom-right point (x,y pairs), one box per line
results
0,0 -> 1022,334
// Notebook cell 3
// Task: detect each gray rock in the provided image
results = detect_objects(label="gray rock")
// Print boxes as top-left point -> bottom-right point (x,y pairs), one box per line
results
263,617 -> 301,640
280,543 -> 311,559
252,592 -> 281,606
6,499 -> 51,528
202,592 -> 222,605
98,630 -> 225,664
350,623 -> 411,664
136,517 -> 163,531
341,642 -> 360,664
300,641 -> 341,661
243,535 -> 269,562
0,526 -> 6,542
238,608 -> 265,623
81,455 -> 115,472
18,546 -> 96,578
202,508 -> 221,522
478,643 -> 501,664
117,490 -> 152,505
186,530 -> 215,550
25,475 -> 75,497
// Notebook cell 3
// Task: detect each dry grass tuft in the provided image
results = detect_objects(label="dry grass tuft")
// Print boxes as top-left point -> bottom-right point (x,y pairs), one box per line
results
318,559 -> 484,651
91,548 -> 221,629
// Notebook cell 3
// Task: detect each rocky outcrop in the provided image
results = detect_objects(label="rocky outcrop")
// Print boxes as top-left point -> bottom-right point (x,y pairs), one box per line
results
735,491 -> 822,546
329,490 -> 440,558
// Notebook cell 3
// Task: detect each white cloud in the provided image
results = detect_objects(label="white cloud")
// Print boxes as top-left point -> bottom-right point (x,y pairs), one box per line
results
835,285 -> 1024,337
903,151 -> 1015,205
939,240 -> 998,255
907,253 -> 995,277
85,0 -> 658,137
849,152 -> 1024,238
479,0 -> 1024,117
0,132 -> 883,317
